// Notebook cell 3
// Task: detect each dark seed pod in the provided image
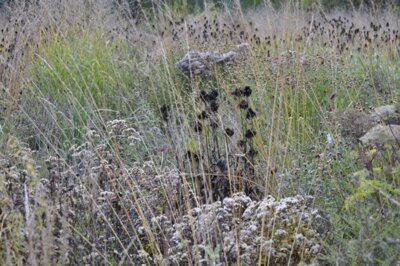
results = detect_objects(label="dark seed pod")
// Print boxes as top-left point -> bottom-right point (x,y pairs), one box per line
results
245,129 -> 256,139
209,89 -> 219,100
246,108 -> 257,119
194,122 -> 203,133
225,128 -> 234,137
242,86 -> 252,97
198,110 -> 208,120
247,148 -> 257,158
187,150 -> 200,162
270,167 -> 277,175
210,121 -> 219,129
160,104 -> 170,122
200,90 -> 209,102
239,100 -> 249,109
216,159 -> 227,173
209,101 -> 219,112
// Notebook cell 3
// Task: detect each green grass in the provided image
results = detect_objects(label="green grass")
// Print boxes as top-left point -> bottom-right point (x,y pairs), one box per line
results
26,27 -> 142,149
1,1 -> 400,265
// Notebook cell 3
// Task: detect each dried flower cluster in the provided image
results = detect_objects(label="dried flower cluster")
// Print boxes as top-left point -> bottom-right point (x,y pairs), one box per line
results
148,192 -> 329,265
0,120 -> 185,264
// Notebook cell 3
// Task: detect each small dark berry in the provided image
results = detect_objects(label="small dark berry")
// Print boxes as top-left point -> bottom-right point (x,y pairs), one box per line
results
245,129 -> 256,139
160,104 -> 169,122
209,89 -> 219,100
216,159 -> 227,173
194,122 -> 203,133
200,90 -> 209,102
187,150 -> 200,162
246,108 -> 256,119
247,148 -> 257,158
210,121 -> 219,129
270,167 -> 277,175
242,86 -> 252,97
225,128 -> 234,137
239,100 -> 249,109
198,110 -> 208,120
210,101 -> 219,112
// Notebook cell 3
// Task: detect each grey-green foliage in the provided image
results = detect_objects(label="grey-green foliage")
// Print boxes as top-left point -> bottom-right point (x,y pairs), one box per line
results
120,0 -> 400,17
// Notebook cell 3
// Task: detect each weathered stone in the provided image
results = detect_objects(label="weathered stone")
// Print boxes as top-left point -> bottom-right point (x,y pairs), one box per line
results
359,124 -> 400,146
371,104 -> 400,125
176,44 -> 247,77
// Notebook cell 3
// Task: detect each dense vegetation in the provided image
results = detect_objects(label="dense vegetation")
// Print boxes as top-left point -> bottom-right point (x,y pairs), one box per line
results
0,0 -> 399,265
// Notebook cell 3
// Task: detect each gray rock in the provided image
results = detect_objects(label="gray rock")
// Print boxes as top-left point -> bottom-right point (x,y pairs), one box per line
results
176,47 -> 241,77
359,124 -> 400,146
371,104 -> 400,125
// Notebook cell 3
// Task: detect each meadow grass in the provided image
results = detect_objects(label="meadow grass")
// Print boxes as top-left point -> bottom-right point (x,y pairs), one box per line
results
1,1 -> 400,265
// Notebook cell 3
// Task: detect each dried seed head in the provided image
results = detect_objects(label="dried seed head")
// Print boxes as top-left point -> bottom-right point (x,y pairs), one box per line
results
198,110 -> 208,120
216,159 -> 227,173
187,150 -> 200,162
246,108 -> 257,119
194,122 -> 203,133
209,89 -> 219,100
239,100 -> 249,109
225,128 -> 234,137
247,148 -> 257,158
200,89 -> 218,103
209,101 -> 219,112
242,86 -> 252,97
210,120 -> 219,129
160,104 -> 170,122
200,90 -> 209,102
245,129 -> 256,139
